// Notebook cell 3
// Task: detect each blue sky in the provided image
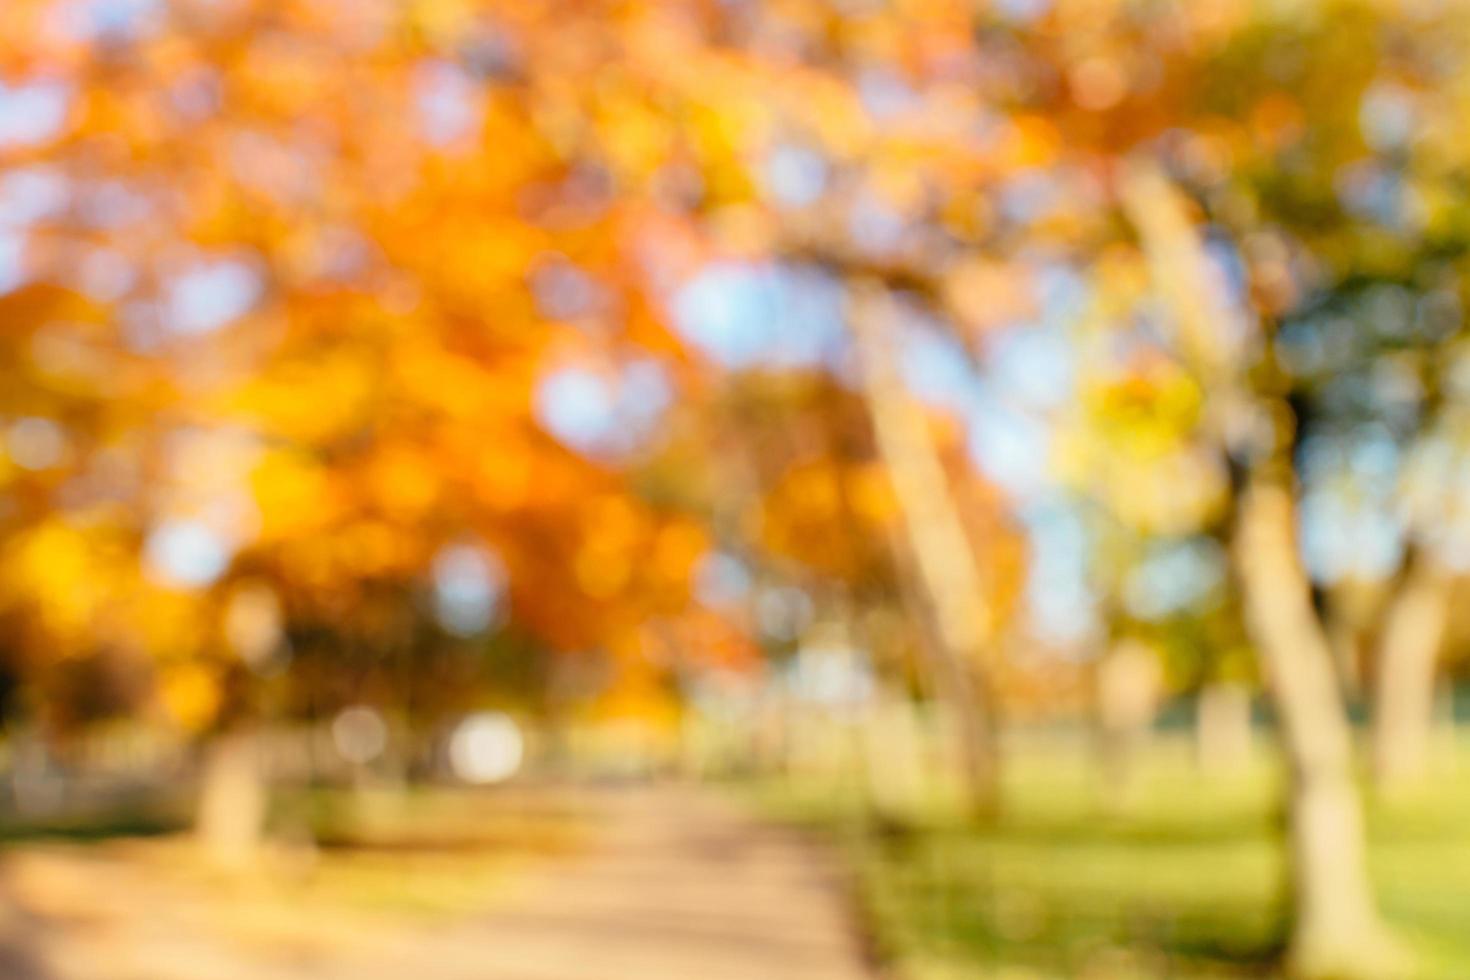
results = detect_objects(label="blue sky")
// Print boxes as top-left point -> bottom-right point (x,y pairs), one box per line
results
0,80 -> 70,150
165,258 -> 263,335
433,543 -> 508,636
0,85 -> 73,295
535,356 -> 673,459
671,261 -> 848,371
144,519 -> 232,589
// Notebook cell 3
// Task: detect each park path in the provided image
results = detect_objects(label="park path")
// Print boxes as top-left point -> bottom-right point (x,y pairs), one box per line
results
341,782 -> 881,980
0,783 -> 882,980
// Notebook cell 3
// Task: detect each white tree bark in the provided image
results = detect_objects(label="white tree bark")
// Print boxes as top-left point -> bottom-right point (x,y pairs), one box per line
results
1195,681 -> 1253,775
1371,556 -> 1451,792
196,728 -> 266,871
848,283 -> 999,814
1235,476 -> 1405,978
1095,638 -> 1162,808
1124,162 -> 1402,977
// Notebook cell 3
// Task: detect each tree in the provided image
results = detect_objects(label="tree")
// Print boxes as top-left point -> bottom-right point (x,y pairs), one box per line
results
619,0 -> 1468,972
847,285 -> 1007,813
1122,161 -> 1405,977
0,0 -> 723,864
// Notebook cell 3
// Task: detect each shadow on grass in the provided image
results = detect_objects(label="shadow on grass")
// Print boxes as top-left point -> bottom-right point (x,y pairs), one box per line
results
791,805 -> 1294,979
283,785 -> 591,859
0,807 -> 185,845
857,840 -> 1288,977
309,829 -> 580,855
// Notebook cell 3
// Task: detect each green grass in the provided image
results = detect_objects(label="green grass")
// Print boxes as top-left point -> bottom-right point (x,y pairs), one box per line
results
0,790 -> 189,844
744,735 -> 1470,980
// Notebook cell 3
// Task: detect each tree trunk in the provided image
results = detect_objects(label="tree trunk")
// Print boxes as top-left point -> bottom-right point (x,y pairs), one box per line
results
848,283 -> 1000,815
1325,613 -> 1365,700
1324,576 -> 1391,701
938,664 -> 998,816
1371,555 -> 1451,793
1195,681 -> 1253,775
196,728 -> 267,871
9,730 -> 63,818
1234,474 -> 1404,978
888,520 -> 1000,815
1094,638 -> 1162,810
864,694 -> 926,816
1124,162 -> 1402,977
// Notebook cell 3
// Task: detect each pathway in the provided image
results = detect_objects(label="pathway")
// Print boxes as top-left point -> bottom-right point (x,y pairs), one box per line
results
0,783 -> 881,980
432,784 -> 878,980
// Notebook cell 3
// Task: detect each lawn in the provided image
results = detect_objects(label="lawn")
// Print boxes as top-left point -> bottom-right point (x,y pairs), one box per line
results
745,732 -> 1470,980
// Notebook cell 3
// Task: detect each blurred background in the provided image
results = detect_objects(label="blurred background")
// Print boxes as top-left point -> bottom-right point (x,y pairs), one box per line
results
0,0 -> 1469,977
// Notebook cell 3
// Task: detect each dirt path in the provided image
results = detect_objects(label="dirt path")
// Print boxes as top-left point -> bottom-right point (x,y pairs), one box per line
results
423,783 -> 879,980
0,783 -> 880,980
